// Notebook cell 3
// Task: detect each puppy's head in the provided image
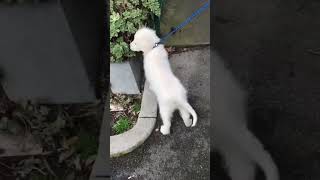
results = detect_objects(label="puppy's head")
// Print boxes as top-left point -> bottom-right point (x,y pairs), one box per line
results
130,27 -> 160,53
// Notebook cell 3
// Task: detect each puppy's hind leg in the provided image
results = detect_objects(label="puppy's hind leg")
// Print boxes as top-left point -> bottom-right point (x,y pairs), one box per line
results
159,103 -> 174,135
224,148 -> 255,180
178,107 -> 192,127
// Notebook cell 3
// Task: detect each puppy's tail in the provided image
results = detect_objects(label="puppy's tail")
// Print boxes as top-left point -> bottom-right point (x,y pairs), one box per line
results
180,100 -> 198,126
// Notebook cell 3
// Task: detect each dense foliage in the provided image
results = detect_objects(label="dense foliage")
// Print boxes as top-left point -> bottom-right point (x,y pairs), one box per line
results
110,0 -> 161,63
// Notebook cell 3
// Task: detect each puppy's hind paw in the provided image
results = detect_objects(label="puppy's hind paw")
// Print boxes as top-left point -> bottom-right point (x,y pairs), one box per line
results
183,118 -> 193,127
160,125 -> 170,135
191,120 -> 197,127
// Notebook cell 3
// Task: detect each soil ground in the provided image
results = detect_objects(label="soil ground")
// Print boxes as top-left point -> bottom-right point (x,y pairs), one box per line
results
0,74 -> 107,180
110,93 -> 141,136
0,99 -> 103,180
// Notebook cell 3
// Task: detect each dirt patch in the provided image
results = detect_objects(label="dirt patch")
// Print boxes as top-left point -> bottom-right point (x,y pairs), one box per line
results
0,87 -> 104,180
110,93 -> 141,136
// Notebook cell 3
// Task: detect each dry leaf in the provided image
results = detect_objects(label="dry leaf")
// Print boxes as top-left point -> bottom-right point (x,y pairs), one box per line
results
0,117 -> 8,130
65,172 -> 75,180
43,158 -> 56,177
110,104 -> 124,112
39,106 -> 50,116
85,155 -> 97,167
63,136 -> 79,149
59,148 -> 75,163
73,155 -> 81,171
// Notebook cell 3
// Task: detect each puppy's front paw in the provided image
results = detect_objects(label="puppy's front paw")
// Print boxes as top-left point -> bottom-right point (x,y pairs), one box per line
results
160,125 -> 170,135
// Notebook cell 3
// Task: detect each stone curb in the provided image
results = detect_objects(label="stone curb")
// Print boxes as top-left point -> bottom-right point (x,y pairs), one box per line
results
110,82 -> 158,158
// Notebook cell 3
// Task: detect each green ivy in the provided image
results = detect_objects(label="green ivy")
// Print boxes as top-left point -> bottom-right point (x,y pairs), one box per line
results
110,0 -> 161,63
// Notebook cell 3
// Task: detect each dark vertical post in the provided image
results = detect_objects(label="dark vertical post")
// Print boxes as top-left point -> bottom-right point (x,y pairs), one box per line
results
0,0 -> 105,104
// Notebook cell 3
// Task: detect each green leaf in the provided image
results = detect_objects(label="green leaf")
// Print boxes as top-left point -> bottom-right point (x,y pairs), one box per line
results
110,0 -> 161,61
133,103 -> 141,113
112,116 -> 132,134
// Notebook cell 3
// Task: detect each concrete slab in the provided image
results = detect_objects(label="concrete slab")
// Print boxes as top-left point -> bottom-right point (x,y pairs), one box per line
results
110,117 -> 156,158
110,82 -> 157,158
160,0 -> 210,46
110,62 -> 141,95
110,47 -> 210,179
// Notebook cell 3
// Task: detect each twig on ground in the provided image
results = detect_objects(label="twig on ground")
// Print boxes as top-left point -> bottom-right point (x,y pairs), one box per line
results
42,158 -> 57,177
0,161 -> 14,170
32,166 -> 46,176
0,169 -> 12,177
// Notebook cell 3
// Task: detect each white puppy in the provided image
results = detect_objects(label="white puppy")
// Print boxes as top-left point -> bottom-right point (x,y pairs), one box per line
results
130,27 -> 197,135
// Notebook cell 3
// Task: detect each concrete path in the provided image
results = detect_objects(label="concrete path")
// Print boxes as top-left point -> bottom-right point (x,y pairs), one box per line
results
110,47 -> 210,179
160,0 -> 210,46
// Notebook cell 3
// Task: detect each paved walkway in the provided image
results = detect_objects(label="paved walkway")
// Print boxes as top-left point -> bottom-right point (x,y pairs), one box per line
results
160,0 -> 210,46
110,47 -> 210,179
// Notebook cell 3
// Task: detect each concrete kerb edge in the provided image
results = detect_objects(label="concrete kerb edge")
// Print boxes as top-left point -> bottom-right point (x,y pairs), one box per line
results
110,82 -> 158,158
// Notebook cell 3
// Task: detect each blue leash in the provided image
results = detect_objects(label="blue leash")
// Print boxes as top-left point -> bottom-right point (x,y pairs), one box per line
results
154,0 -> 210,48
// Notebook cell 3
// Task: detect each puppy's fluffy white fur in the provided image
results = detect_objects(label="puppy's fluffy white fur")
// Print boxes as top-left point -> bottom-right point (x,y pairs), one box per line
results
130,27 -> 197,135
